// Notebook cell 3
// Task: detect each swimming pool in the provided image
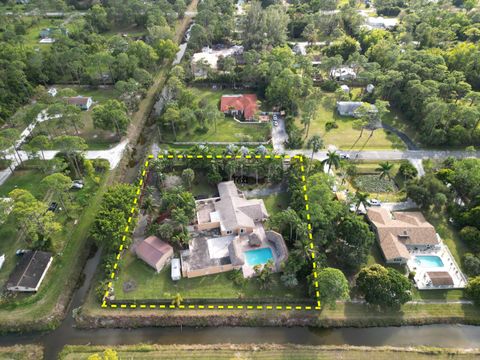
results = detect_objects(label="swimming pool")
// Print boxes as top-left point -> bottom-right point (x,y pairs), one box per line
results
415,255 -> 444,268
244,248 -> 273,266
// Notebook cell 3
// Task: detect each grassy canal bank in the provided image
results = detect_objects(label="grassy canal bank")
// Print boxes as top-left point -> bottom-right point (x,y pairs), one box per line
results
58,344 -> 480,360
77,290 -> 480,328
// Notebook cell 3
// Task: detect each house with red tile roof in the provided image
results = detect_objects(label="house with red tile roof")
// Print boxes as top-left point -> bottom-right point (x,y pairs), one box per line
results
220,94 -> 258,121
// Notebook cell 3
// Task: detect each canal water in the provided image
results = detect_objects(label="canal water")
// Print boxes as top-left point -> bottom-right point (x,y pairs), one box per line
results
1,248 -> 480,359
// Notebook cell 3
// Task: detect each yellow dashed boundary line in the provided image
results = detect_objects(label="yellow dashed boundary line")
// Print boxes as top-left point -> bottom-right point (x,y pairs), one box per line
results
101,154 -> 321,311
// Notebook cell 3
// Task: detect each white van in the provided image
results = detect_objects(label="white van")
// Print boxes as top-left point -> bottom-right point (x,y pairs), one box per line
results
171,258 -> 181,281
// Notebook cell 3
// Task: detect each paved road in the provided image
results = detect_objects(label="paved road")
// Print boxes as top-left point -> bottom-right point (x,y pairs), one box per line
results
287,149 -> 480,161
0,140 -> 128,185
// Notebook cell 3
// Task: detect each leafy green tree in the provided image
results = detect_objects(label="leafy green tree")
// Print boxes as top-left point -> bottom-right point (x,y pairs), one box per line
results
268,208 -> 306,244
398,161 -> 418,180
154,39 -> 179,62
324,35 -> 361,61
356,264 -> 412,309
460,226 -> 480,253
93,100 -> 130,137
41,173 -> 72,214
333,214 -> 375,273
463,253 -> 480,277
29,135 -> 50,161
53,135 -> 88,178
466,276 -> 480,306
85,4 -> 110,32
9,189 -> 62,245
316,267 -> 350,309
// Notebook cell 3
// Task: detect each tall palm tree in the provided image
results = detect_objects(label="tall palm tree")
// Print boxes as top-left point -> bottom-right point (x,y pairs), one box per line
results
321,150 -> 341,173
307,135 -> 323,173
376,161 -> 394,180
354,191 -> 370,212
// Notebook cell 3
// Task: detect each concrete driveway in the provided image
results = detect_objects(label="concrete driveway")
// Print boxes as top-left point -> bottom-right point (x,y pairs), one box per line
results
271,114 -> 288,153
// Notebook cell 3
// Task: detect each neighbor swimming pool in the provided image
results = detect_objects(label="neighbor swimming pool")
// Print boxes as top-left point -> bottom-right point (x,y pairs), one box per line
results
244,247 -> 273,266
414,255 -> 444,268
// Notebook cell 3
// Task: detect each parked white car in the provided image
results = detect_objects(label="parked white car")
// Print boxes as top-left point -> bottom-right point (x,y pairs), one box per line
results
71,180 -> 84,189
367,199 -> 381,206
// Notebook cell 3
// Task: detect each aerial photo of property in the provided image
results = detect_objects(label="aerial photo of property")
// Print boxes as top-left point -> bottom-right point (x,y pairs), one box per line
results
1,0 -> 480,359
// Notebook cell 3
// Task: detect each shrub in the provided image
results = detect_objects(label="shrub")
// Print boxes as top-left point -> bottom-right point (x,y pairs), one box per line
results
320,80 -> 339,92
463,253 -> 480,277
466,276 -> 480,306
325,121 -> 338,131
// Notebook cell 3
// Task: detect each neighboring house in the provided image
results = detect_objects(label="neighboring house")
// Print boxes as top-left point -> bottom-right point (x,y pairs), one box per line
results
66,96 -> 93,110
7,251 -> 53,292
336,101 -> 377,117
367,208 -> 440,264
182,181 -> 288,278
220,94 -> 258,121
195,181 -> 268,236
330,67 -> 357,81
135,235 -> 174,273
365,17 -> 399,30
191,45 -> 244,78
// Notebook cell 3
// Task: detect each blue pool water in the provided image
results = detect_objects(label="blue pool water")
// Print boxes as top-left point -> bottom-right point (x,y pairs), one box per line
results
415,255 -> 444,268
245,247 -> 273,266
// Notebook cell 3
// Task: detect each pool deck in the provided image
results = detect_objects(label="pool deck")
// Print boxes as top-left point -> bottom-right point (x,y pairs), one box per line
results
408,245 -> 467,290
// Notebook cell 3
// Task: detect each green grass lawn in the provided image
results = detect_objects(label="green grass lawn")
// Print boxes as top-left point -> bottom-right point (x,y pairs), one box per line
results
299,90 -> 406,150
257,192 -> 289,216
59,344 -> 480,360
162,87 -> 270,143
24,18 -> 64,47
0,169 -> 46,198
113,251 -> 307,300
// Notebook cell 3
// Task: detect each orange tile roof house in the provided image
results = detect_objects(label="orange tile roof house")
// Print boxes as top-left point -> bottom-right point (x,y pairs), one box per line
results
135,235 -> 174,272
220,94 -> 258,121
367,208 -> 440,264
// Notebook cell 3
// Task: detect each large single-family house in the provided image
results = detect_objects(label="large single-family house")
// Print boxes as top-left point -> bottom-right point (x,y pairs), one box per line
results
191,45 -> 244,78
330,66 -> 357,81
220,94 -> 258,121
196,181 -> 268,235
367,208 -> 441,264
365,17 -> 399,30
336,101 -> 377,117
181,181 -> 288,278
135,235 -> 174,272
7,251 -> 53,292
66,96 -> 93,110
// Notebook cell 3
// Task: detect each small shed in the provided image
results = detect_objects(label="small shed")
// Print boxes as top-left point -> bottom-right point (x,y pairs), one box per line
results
171,258 -> 181,281
340,84 -> 350,93
135,236 -> 173,273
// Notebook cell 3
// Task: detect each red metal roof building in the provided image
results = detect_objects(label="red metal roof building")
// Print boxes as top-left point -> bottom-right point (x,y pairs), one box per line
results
220,94 -> 258,121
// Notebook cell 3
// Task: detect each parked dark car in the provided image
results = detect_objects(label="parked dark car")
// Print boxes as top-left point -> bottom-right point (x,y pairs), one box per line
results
47,202 -> 59,212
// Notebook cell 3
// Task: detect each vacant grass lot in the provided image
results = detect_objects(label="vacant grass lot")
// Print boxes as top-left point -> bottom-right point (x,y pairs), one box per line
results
59,344 -> 480,360
113,251 -> 306,300
299,90 -> 406,150
162,87 -> 270,143
0,169 -> 45,198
